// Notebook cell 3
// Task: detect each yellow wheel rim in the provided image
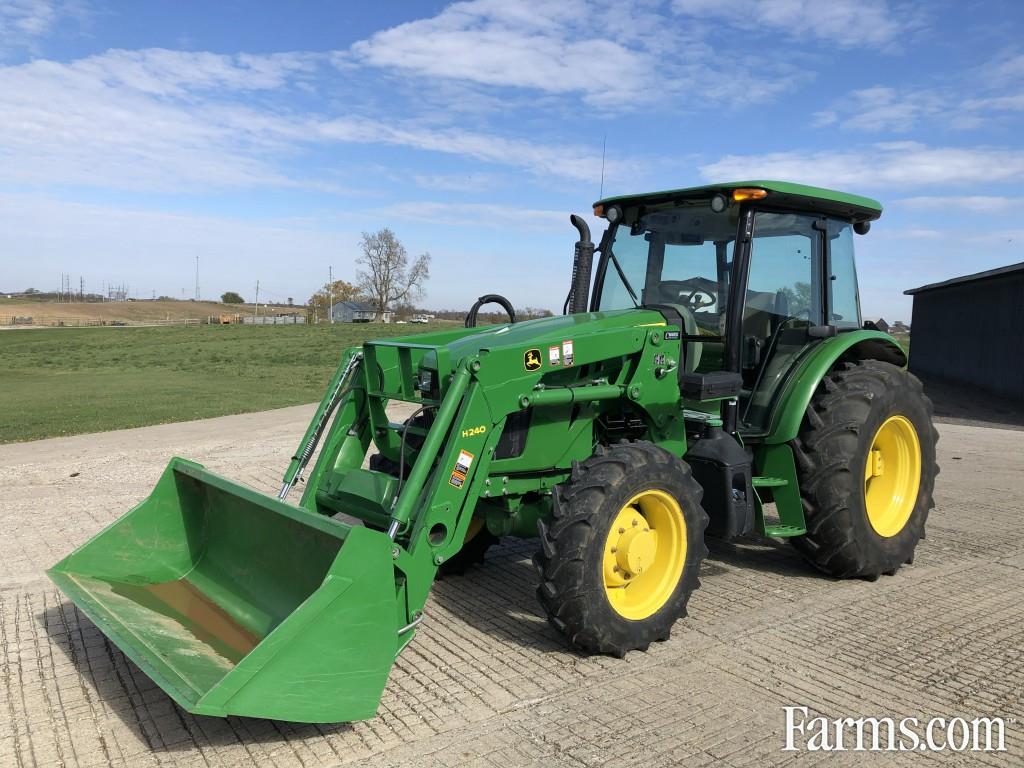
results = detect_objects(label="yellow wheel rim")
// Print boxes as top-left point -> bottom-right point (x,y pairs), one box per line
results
864,415 -> 922,537
602,489 -> 687,620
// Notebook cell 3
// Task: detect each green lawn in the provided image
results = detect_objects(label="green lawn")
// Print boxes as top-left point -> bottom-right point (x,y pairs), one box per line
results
0,323 -> 448,443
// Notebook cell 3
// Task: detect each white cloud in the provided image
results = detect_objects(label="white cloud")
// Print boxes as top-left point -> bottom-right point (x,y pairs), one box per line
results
0,47 -> 614,192
816,50 -> 1024,134
313,117 -> 607,182
1,0 -> 57,53
895,196 -> 1023,213
701,143 -> 1024,189
671,0 -> 921,49
813,85 -> 945,132
985,51 -> 1024,85
411,173 -> 503,192
372,201 -> 568,232
348,0 -> 800,109
351,1 -> 645,105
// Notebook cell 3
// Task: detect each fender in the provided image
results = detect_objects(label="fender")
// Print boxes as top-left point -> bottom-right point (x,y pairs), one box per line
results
764,330 -> 906,445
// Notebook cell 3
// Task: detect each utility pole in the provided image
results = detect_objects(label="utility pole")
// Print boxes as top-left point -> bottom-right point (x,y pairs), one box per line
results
195,256 -> 200,301
255,280 -> 260,318
328,266 -> 334,324
80,276 -> 84,301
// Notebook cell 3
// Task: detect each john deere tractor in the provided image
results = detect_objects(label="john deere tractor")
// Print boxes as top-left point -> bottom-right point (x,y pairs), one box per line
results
50,181 -> 937,723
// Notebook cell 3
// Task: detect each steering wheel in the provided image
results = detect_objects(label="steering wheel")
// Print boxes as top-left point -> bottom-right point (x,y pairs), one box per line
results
685,289 -> 716,311
465,294 -> 517,328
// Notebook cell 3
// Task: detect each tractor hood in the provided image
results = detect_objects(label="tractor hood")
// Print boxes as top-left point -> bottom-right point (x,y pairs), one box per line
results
388,308 -> 667,373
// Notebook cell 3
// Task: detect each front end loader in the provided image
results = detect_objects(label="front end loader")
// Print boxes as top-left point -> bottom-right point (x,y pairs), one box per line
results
50,181 -> 937,723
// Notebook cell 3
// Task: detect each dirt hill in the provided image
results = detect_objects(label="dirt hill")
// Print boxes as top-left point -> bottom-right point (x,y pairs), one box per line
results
0,298 -> 302,325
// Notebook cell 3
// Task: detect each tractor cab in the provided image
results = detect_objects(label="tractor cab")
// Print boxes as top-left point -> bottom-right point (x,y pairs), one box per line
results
590,181 -> 881,434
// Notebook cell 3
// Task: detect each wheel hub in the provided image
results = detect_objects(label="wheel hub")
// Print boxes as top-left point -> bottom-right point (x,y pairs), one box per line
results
602,490 -> 687,620
864,415 -> 922,537
606,509 -> 658,579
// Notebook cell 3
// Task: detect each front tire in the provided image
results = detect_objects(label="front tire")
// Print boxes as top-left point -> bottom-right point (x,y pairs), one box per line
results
790,360 -> 938,578
534,442 -> 708,656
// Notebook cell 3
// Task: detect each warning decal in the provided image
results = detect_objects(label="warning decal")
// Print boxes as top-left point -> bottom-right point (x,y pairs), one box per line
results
455,449 -> 474,475
449,449 -> 474,489
562,339 -> 574,367
549,345 -> 561,366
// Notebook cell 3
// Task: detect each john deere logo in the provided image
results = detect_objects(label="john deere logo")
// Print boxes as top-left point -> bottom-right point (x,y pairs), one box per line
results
524,349 -> 542,371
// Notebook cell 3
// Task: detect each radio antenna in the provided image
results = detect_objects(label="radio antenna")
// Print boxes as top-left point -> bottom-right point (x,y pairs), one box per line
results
599,133 -> 607,199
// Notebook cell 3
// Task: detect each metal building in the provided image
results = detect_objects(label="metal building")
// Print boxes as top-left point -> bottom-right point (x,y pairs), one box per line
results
904,262 -> 1024,400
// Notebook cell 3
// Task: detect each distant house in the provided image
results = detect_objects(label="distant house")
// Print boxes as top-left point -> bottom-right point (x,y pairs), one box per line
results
868,317 -> 890,334
330,301 -> 392,323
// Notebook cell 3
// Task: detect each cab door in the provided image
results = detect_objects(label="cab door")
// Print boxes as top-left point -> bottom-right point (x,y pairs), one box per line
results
738,212 -> 825,431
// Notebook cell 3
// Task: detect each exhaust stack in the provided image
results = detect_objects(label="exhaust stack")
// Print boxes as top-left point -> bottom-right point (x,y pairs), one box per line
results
567,214 -> 595,314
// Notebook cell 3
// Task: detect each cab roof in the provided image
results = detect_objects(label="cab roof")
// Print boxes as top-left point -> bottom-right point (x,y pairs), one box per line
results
595,180 -> 882,223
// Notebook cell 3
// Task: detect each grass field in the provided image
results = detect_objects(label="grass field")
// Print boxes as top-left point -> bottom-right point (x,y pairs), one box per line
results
0,322 -> 451,443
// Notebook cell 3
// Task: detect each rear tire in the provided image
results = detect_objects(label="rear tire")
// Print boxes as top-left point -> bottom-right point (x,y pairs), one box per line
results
534,442 -> 708,657
790,360 -> 938,579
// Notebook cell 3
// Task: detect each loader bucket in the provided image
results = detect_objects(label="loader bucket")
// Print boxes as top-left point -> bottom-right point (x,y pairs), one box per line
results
47,458 -> 402,723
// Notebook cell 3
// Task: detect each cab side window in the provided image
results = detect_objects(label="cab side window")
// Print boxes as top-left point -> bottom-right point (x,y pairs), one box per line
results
828,221 -> 861,329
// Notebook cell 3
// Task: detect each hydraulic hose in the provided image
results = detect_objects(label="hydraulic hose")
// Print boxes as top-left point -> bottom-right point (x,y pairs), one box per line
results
465,294 -> 516,327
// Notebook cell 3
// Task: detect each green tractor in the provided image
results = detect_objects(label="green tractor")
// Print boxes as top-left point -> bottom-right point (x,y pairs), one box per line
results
49,181 -> 937,723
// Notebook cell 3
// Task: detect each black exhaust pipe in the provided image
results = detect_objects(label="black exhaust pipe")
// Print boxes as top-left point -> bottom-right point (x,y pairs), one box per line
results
566,214 -> 594,314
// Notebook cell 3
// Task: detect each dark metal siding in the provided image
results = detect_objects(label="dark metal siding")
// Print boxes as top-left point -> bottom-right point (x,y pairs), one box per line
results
908,272 -> 1024,400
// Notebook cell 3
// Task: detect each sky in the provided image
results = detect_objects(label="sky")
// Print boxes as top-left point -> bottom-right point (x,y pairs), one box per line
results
1,0 -> 1023,320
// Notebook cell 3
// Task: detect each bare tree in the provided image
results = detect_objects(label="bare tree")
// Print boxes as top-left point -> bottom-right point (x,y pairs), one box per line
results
356,229 -> 430,316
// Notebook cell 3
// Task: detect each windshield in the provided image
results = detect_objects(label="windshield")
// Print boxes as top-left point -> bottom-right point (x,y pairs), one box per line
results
599,204 -> 737,339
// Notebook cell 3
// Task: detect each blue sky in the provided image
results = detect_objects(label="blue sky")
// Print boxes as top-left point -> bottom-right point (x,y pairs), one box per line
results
1,0 -> 1022,320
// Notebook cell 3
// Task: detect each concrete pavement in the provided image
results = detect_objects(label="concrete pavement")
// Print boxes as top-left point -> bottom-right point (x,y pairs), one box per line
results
1,406 -> 1021,766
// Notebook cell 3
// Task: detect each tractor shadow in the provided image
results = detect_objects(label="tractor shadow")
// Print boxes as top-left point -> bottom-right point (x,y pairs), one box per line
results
429,532 -> 822,655
428,538 -> 581,656
704,534 -> 822,579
